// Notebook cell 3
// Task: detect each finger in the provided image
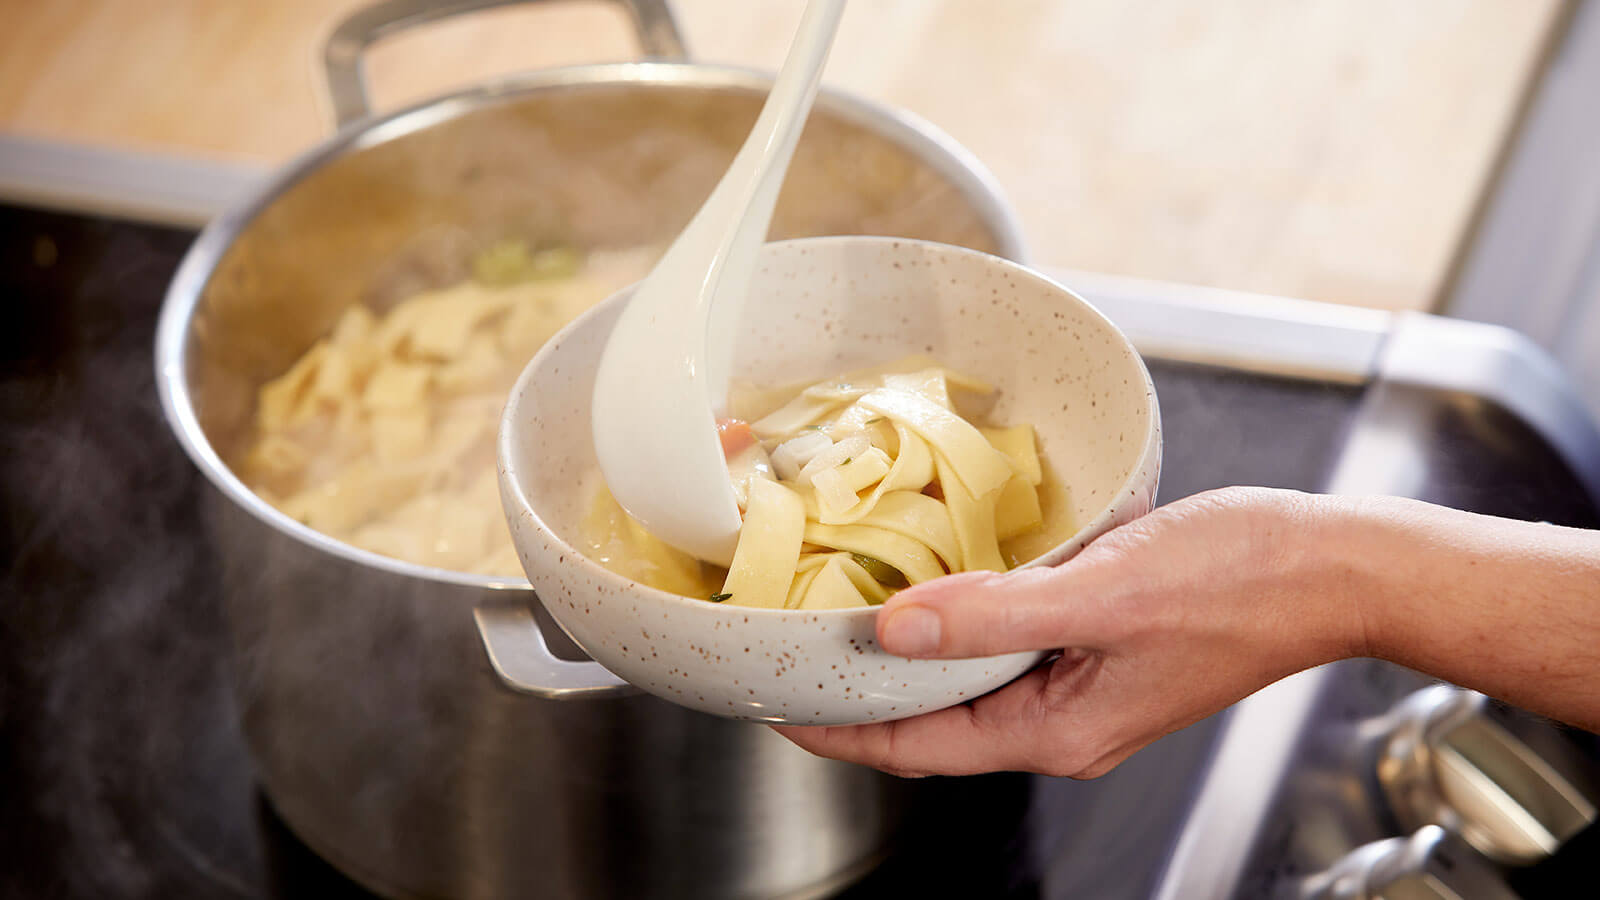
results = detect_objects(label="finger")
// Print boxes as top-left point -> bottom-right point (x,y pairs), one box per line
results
772,665 -> 1059,777
876,565 -> 1111,660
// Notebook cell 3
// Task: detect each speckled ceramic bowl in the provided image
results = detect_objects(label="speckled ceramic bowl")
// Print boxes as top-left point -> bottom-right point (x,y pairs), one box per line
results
498,236 -> 1161,725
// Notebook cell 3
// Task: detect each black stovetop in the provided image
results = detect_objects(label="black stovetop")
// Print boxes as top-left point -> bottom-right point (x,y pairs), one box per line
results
3,204 -> 1594,900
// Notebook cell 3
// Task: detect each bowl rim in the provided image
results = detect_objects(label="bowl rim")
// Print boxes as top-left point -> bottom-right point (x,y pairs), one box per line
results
499,235 -> 1162,619
153,62 -> 1028,592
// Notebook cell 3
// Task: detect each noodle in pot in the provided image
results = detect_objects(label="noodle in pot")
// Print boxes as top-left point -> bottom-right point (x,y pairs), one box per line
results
235,243 -> 658,576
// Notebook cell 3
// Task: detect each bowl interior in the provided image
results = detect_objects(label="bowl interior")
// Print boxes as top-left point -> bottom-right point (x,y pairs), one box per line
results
507,237 -> 1157,577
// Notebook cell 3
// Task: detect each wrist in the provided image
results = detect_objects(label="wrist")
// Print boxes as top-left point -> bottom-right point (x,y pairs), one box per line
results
1203,487 -> 1390,669
1307,493 -> 1483,666
1295,493 -> 1409,662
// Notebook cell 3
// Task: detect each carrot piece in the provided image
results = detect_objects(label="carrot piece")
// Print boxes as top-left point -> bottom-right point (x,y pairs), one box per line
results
717,418 -> 758,459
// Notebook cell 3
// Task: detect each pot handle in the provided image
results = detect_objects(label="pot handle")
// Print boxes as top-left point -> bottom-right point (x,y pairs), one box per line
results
473,605 -> 638,698
323,0 -> 689,128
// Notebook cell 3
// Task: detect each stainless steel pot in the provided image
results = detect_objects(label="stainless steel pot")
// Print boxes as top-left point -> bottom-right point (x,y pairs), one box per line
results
155,1 -> 1027,897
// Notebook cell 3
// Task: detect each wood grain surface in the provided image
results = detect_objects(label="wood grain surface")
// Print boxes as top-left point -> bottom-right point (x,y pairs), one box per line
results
0,0 -> 1566,310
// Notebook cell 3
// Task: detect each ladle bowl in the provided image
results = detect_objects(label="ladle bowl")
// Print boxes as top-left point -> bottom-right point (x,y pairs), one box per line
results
498,236 -> 1162,725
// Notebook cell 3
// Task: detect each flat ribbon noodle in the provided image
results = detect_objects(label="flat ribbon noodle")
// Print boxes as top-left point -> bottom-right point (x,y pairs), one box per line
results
798,556 -> 874,609
721,478 -> 805,609
858,387 -> 1014,499
993,473 -> 1044,541
784,562 -> 826,610
831,554 -> 893,604
934,449 -> 1007,572
801,522 -> 946,585
884,425 -> 935,491
751,393 -> 854,439
847,491 -> 962,572
981,424 -> 1042,485
812,425 -> 934,526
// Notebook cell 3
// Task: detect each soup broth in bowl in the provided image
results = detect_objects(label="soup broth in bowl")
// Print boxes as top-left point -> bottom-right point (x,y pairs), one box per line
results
498,236 -> 1161,725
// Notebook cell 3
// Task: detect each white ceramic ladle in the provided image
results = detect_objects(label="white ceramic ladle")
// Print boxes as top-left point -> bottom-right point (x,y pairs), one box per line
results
589,0 -> 846,566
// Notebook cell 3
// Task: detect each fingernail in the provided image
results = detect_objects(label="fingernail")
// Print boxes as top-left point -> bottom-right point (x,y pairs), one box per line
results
882,606 -> 941,656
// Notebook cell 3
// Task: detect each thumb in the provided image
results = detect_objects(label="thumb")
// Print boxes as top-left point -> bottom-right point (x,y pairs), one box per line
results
876,564 -> 1107,659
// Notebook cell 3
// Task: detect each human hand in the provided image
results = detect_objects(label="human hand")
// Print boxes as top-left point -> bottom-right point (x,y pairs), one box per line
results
773,486 -> 1369,778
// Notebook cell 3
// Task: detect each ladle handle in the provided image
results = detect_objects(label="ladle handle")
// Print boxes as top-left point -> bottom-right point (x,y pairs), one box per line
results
700,0 -> 846,402
322,0 -> 688,128
474,605 -> 638,699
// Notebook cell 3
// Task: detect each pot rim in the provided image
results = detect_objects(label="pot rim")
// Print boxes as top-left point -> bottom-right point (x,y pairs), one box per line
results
154,60 -> 1030,591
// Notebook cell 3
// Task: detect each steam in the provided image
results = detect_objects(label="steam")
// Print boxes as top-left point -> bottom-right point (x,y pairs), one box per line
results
0,214 -> 261,897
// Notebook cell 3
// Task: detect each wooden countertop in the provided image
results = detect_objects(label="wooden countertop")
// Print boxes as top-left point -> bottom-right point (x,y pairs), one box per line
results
0,0 -> 1566,311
